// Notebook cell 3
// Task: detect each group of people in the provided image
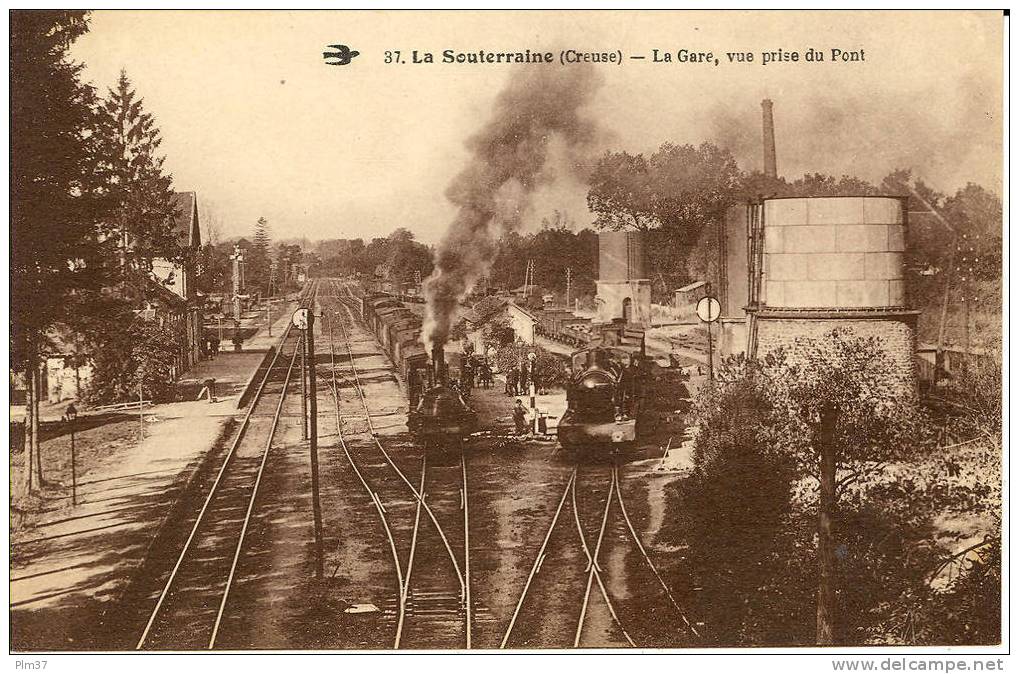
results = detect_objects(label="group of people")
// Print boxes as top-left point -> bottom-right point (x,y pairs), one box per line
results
201,335 -> 222,360
504,361 -> 540,396
448,355 -> 494,400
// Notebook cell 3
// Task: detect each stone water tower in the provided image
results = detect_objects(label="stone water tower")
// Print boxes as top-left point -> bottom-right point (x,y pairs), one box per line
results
595,231 -> 651,327
746,195 -> 920,396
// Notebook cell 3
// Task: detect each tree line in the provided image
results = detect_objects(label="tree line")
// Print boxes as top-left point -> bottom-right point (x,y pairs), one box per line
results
586,144 -> 1001,348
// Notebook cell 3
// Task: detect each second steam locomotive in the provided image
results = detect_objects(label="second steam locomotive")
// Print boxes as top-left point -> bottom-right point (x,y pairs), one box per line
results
557,320 -> 651,449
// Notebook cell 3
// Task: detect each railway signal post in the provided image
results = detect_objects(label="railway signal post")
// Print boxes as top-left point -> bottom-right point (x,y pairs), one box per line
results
294,307 -> 324,577
306,309 -> 324,579
696,290 -> 721,381
300,333 -> 308,440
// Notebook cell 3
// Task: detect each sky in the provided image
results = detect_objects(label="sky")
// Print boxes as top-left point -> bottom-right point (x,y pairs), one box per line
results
70,10 -> 1004,246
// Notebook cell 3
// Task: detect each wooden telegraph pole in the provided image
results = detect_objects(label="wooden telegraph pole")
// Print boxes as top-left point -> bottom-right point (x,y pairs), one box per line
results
565,267 -> 572,308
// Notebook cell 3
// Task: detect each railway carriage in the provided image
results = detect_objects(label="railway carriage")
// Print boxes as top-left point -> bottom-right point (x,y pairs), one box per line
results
360,290 -> 477,446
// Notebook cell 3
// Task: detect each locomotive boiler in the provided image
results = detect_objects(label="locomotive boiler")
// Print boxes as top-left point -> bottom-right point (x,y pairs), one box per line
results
557,320 -> 648,450
407,344 -> 478,447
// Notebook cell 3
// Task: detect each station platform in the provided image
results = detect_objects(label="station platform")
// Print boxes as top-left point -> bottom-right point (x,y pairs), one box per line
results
9,327 -> 288,650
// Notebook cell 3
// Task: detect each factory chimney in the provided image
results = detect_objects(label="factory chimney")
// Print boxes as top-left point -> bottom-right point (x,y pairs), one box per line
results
761,99 -> 778,178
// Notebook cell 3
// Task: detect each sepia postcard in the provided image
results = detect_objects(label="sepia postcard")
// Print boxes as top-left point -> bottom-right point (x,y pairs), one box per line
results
8,8 -> 1006,665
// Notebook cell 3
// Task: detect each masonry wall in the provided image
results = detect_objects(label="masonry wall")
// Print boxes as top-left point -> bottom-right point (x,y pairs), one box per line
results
755,315 -> 919,398
507,304 -> 536,345
596,280 -> 652,326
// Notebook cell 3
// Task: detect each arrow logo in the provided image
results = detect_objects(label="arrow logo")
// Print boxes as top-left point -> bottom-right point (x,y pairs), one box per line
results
323,44 -> 359,66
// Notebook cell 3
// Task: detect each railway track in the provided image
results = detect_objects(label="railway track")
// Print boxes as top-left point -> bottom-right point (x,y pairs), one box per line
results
501,458 -> 698,648
133,282 -> 317,650
324,281 -> 473,649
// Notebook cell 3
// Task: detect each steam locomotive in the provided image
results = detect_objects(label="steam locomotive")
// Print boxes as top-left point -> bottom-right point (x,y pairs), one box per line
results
557,320 -> 649,449
361,292 -> 477,447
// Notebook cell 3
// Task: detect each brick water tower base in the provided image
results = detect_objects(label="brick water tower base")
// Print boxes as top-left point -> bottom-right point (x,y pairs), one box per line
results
752,307 -> 921,399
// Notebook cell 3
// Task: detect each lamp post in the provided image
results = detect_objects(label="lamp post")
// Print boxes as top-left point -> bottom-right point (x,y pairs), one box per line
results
65,403 -> 78,506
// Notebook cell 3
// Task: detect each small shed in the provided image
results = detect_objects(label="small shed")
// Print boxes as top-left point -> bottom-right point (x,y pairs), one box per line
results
674,281 -> 707,319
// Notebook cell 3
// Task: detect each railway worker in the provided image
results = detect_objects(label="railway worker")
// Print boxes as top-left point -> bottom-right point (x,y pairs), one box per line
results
512,399 -> 528,436
479,362 -> 493,388
621,359 -> 641,417
506,366 -> 519,396
531,362 -> 544,395
518,362 -> 530,395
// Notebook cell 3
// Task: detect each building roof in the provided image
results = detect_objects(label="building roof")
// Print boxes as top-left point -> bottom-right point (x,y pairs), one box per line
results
506,302 -> 538,322
171,191 -> 201,249
676,281 -> 706,293
464,296 -> 511,326
144,276 -> 188,310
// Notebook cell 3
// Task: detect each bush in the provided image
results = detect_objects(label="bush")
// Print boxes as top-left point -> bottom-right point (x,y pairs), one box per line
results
494,343 -> 567,388
680,355 -> 800,644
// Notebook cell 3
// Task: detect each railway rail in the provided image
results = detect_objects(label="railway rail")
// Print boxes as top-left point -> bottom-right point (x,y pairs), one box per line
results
325,281 -> 473,649
122,277 -> 692,650
134,281 -> 317,650
501,458 -> 698,648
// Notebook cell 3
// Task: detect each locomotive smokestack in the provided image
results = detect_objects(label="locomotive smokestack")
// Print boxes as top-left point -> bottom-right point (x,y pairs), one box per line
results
762,98 -> 778,178
432,344 -> 446,384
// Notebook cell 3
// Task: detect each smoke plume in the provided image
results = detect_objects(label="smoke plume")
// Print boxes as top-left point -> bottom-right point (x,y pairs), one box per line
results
422,64 -> 602,351
705,73 -> 1001,194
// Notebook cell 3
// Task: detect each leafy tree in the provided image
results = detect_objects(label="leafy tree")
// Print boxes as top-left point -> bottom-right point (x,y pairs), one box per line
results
586,151 -> 656,231
94,70 -> 181,277
482,314 -> 515,348
385,228 -> 433,286
196,240 -> 231,295
690,333 -> 931,645
758,331 -> 930,644
880,171 -> 1001,351
529,224 -> 597,301
86,304 -> 185,403
786,172 -> 878,197
587,143 -> 742,298
489,231 -> 529,291
11,10 -> 101,498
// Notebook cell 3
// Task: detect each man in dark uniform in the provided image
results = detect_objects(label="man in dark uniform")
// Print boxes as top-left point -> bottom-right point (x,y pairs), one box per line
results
506,366 -> 518,396
512,399 -> 528,435
621,357 -> 641,417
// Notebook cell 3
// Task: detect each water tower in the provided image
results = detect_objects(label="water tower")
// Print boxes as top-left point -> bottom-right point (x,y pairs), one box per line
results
595,231 -> 651,327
